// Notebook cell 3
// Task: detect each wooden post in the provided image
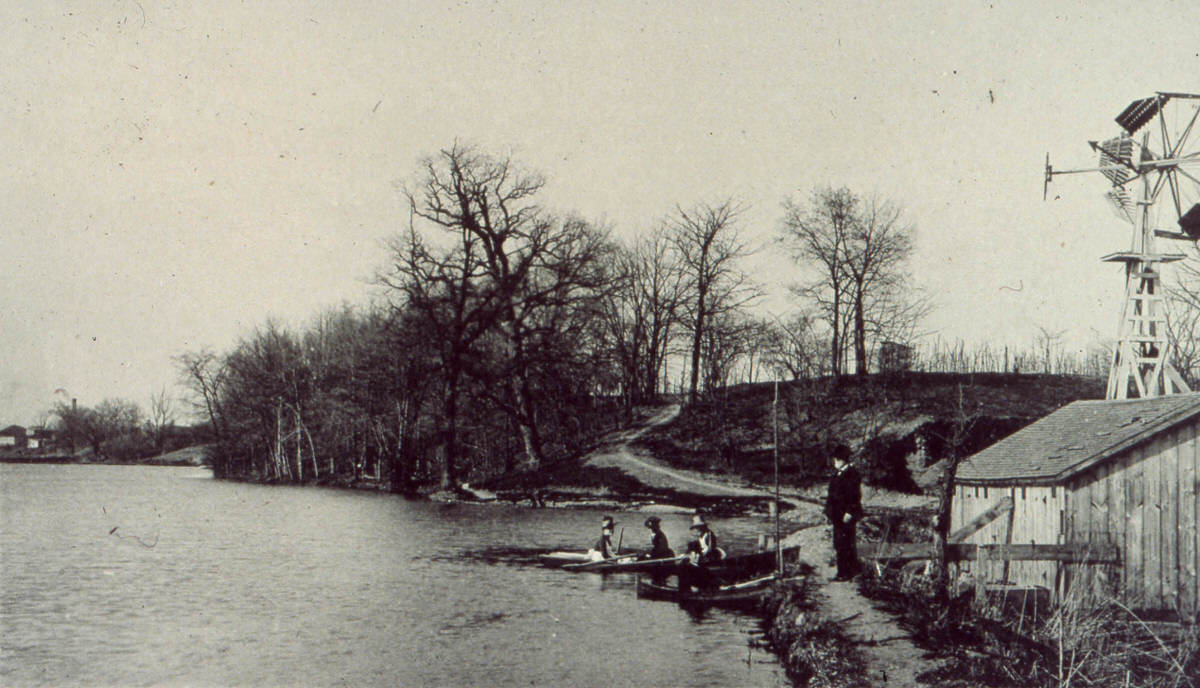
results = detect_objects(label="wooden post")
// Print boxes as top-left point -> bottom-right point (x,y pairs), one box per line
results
976,544 -> 990,606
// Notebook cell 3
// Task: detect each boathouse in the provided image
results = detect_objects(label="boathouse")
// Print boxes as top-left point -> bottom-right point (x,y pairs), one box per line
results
952,393 -> 1200,615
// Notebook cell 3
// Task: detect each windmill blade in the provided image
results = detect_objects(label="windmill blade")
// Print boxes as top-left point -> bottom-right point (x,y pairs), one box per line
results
1104,188 -> 1135,225
1116,94 -> 1169,135
1094,136 -> 1134,186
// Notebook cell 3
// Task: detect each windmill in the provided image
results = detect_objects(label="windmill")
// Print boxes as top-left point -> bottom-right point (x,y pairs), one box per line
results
1044,92 -> 1200,399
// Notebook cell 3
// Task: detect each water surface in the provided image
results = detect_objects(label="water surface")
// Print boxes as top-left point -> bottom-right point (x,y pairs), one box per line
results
1,464 -> 786,687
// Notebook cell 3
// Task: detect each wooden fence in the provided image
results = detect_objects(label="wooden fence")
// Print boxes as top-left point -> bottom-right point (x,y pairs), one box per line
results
861,495 -> 1122,604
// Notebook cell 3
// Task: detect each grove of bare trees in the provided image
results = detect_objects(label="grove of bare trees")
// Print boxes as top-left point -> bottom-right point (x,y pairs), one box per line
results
178,147 -> 931,490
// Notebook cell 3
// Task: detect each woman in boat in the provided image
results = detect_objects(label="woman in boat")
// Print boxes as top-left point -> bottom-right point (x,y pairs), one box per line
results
587,515 -> 618,561
689,514 -> 722,563
642,516 -> 674,560
676,541 -> 722,593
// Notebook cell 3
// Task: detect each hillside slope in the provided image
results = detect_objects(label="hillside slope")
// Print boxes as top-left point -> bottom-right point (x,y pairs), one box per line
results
635,372 -> 1105,492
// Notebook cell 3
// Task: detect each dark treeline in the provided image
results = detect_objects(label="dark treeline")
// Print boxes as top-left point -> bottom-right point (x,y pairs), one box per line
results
178,144 -> 933,492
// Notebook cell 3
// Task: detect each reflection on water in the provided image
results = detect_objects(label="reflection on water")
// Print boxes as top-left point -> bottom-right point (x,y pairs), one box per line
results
1,464 -> 786,687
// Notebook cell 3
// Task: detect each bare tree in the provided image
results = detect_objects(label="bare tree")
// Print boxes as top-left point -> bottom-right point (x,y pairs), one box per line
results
385,144 -> 614,478
762,311 -> 826,380
601,234 -> 687,405
843,195 -> 918,374
381,220 -> 493,489
146,387 -> 176,453
929,385 -> 980,598
782,187 -> 923,376
699,310 -> 759,393
669,200 -> 757,401
1035,325 -> 1067,375
1168,256 -> 1200,385
780,187 -> 857,376
175,349 -> 228,472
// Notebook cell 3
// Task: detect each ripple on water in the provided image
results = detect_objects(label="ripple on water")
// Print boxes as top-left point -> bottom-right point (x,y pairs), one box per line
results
2,464 -> 785,687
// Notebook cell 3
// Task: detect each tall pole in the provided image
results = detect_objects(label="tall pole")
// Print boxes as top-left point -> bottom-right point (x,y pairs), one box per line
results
774,379 -> 782,575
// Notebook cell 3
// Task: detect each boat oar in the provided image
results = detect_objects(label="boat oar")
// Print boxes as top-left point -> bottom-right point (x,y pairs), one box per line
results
616,527 -> 624,554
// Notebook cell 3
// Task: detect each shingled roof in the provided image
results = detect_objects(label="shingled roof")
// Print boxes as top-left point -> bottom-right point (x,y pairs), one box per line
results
957,393 -> 1200,485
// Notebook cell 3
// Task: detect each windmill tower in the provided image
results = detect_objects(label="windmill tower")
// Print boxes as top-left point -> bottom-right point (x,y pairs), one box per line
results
1045,92 -> 1200,399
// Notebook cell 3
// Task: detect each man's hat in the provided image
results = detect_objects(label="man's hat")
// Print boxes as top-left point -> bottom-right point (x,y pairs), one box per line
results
644,516 -> 661,528
833,444 -> 852,461
601,515 -> 616,528
689,513 -> 707,529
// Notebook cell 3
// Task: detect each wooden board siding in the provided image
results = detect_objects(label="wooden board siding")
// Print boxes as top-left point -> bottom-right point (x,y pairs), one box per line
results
1163,431 -> 1179,611
1182,422 -> 1198,617
1063,423 -> 1200,614
952,485 -> 1062,592
1145,435 -> 1163,606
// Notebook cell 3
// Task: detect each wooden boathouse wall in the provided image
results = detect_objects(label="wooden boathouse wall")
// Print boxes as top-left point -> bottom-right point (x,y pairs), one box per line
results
952,484 -> 1066,596
1064,422 -> 1198,615
953,413 -> 1200,616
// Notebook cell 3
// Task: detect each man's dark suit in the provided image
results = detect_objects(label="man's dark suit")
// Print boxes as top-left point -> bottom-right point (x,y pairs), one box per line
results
825,464 -> 863,579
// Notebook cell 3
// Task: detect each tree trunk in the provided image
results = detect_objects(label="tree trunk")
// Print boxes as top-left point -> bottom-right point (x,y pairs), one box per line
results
689,301 -> 706,402
854,290 -> 868,375
931,456 -> 960,600
439,382 -> 460,490
512,376 -> 544,468
830,291 -> 842,376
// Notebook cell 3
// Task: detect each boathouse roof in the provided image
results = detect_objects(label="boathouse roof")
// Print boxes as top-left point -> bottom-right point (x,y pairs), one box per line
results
957,392 -> 1200,485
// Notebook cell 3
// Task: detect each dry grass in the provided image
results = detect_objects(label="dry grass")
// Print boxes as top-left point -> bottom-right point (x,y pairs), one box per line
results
857,565 -> 1199,688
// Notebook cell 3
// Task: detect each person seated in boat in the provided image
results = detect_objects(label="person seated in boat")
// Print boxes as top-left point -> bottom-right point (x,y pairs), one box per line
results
586,515 -> 619,561
689,513 -> 723,563
676,541 -> 723,593
642,516 -> 674,560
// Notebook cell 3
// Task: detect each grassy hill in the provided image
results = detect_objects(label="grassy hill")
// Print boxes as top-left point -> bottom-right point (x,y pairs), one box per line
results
636,372 -> 1106,493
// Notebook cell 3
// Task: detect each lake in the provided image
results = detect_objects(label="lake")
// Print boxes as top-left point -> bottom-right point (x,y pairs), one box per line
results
0,464 -> 787,687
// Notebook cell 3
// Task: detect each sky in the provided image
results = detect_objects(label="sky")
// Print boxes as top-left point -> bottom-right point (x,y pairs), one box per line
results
2,0 -> 1198,426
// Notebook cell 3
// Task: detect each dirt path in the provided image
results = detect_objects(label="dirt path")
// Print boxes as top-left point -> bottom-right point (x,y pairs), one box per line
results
782,525 -> 934,687
586,405 -> 935,686
584,404 -> 807,508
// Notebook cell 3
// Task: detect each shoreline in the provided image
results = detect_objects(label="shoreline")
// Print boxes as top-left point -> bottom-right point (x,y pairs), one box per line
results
0,455 -> 206,467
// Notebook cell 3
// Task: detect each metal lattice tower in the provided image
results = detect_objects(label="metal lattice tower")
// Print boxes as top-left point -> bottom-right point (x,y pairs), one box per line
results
1044,92 -> 1200,399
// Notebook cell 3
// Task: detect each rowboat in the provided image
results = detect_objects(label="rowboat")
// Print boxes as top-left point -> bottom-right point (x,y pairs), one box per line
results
562,554 -> 685,573
708,545 -> 800,578
537,551 -> 594,567
635,573 -> 778,605
538,551 -> 646,568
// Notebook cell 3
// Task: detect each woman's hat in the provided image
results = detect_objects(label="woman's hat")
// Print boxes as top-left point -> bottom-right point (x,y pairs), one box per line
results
643,516 -> 661,528
689,514 -> 707,529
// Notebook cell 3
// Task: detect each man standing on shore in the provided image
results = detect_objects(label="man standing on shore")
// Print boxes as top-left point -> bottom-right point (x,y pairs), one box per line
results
825,444 -> 862,582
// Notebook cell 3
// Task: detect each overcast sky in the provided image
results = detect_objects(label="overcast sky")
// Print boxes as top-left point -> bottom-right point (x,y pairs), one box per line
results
2,0 -> 1197,425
